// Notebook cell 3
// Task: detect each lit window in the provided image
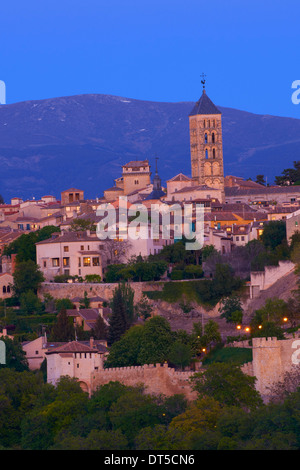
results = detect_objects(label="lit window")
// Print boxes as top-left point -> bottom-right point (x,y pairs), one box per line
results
52,258 -> 59,267
83,257 -> 91,266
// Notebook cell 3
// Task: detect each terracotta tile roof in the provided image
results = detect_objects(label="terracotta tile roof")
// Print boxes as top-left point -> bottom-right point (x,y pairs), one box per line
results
45,340 -> 98,354
167,173 -> 192,183
123,160 -> 149,168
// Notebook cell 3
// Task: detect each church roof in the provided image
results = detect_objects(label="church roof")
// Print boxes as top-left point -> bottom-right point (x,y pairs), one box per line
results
189,90 -> 221,116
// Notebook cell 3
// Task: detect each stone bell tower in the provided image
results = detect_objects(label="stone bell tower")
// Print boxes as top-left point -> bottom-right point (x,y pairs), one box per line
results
189,79 -> 225,202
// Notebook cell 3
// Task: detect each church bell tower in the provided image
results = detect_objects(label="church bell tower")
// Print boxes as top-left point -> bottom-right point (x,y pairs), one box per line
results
189,78 -> 225,202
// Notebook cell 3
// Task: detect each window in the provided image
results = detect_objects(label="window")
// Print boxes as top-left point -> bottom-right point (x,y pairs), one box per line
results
78,258 -> 81,267
2,286 -> 6,294
212,133 -> 215,143
63,246 -> 69,252
83,257 -> 91,266
52,258 -> 60,267
205,149 -> 208,159
92,257 -> 100,266
241,236 -> 245,241
204,133 -> 208,144
43,261 -> 47,268
236,236 -> 239,241
63,257 -> 70,267
212,148 -> 216,159
81,245 -> 84,251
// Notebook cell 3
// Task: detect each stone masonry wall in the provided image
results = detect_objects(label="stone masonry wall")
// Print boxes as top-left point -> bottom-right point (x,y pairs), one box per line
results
91,363 -> 197,400
38,281 -> 162,303
241,335 -> 300,399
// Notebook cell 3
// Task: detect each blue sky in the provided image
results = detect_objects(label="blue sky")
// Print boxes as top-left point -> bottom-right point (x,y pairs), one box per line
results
1,0 -> 300,118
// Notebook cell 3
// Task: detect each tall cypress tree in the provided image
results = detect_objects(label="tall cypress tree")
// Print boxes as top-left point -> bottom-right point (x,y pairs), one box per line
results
51,308 -> 75,342
108,286 -> 128,346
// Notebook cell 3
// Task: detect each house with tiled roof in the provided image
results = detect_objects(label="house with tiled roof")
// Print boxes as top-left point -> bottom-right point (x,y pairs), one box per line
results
36,230 -> 105,281
46,338 -> 108,394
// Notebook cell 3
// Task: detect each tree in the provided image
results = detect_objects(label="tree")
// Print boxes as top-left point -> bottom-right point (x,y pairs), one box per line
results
275,161 -> 300,186
137,316 -> 174,365
3,226 -> 60,263
134,293 -> 152,320
0,194 -> 4,204
19,290 -> 44,315
253,298 -> 288,326
107,285 -> 129,346
102,239 -> 132,265
255,175 -> 266,186
0,337 -> 29,371
92,315 -> 108,340
191,362 -> 263,410
168,341 -> 192,370
219,295 -> 243,324
50,308 -> 75,342
13,260 -> 45,298
69,218 -> 96,232
260,220 -> 286,251
55,298 -> 74,312
80,291 -> 90,309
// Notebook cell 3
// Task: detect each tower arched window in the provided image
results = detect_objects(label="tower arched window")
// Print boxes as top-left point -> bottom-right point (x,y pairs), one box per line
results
208,120 -> 210,128
205,149 -> 209,159
213,120 -> 216,128
212,133 -> 215,143
212,148 -> 216,159
204,133 -> 208,144
3,286 -> 6,294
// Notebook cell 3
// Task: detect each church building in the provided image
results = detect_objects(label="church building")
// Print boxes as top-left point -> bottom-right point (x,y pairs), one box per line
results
189,85 -> 225,203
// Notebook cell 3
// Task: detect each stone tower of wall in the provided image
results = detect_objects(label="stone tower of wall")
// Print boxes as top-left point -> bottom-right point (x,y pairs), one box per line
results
189,89 -> 225,202
251,337 -> 282,397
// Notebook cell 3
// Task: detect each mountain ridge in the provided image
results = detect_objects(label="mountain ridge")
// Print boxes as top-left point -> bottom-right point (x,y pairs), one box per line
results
0,93 -> 299,202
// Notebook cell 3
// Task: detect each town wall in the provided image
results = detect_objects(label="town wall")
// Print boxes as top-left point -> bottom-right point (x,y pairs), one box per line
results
38,281 -> 162,303
240,335 -> 300,399
250,261 -> 295,298
91,363 -> 197,400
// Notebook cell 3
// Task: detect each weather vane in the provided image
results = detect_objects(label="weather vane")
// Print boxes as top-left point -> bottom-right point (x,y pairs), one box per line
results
200,73 -> 206,89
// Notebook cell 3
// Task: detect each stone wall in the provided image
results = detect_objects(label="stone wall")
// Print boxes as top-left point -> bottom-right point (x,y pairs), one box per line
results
250,261 -> 295,298
38,281 -> 162,303
241,335 -> 300,399
91,363 -> 197,400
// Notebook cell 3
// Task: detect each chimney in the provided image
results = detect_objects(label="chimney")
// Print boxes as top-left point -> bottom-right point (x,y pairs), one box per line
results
90,337 -> 94,349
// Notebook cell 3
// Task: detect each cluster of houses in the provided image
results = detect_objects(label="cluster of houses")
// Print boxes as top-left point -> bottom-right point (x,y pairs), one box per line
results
1,87 -> 300,392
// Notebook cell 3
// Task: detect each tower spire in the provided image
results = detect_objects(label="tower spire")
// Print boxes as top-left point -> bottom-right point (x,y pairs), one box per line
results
200,72 -> 206,94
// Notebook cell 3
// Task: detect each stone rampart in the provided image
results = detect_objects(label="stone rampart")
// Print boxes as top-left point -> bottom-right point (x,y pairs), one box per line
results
38,281 -> 162,303
238,335 -> 300,399
250,261 -> 295,298
90,363 -> 197,400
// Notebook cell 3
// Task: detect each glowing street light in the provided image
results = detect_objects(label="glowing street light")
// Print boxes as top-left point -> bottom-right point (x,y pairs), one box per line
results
245,327 -> 250,333
283,317 -> 288,323
236,325 -> 242,330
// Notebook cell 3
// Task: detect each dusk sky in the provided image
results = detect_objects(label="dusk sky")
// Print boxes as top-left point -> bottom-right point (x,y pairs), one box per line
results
1,0 -> 300,118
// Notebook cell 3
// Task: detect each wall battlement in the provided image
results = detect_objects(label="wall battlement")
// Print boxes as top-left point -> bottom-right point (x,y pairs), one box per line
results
252,337 -> 279,348
91,363 -> 197,400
